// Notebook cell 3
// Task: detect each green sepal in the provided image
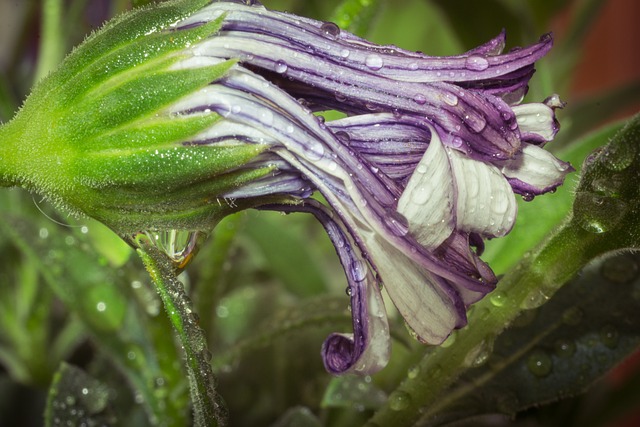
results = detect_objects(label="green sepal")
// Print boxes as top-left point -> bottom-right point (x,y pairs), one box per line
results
34,0 -> 212,96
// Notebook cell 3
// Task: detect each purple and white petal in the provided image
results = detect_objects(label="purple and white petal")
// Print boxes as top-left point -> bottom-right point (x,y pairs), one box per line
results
445,144 -> 517,238
499,143 -> 574,195
512,102 -> 561,145
397,127 -> 455,249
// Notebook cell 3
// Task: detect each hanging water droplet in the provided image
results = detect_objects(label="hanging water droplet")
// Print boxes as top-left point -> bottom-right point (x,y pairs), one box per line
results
320,21 -> 340,39
527,349 -> 552,377
144,230 -> 207,271
389,390 -> 412,411
522,193 -> 535,202
465,55 -> 489,71
365,54 -> 383,70
272,60 -> 289,75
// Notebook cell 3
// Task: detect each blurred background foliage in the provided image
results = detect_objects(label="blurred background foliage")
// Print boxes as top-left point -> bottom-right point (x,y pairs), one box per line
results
0,0 -> 638,426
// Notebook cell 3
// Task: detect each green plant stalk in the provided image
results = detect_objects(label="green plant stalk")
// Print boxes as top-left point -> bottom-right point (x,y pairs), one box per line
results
136,234 -> 227,427
35,0 -> 65,83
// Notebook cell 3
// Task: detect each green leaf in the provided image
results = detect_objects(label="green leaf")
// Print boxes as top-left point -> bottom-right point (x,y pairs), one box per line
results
44,362 -> 115,427
272,407 -> 323,427
1,213 -> 189,426
415,252 -> 640,424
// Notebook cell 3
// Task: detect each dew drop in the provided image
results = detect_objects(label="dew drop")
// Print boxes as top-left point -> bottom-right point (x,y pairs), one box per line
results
320,21 -> 340,39
350,259 -> 367,282
407,366 -> 420,379
408,62 -> 419,70
489,290 -> 507,307
520,288 -> 550,310
340,49 -> 350,58
442,92 -> 459,106
527,349 -> 552,377
303,141 -> 325,161
389,390 -> 412,411
600,325 -> 619,349
413,93 -> 427,105
465,55 -> 489,71
450,136 -> 464,148
383,209 -> 409,237
365,54 -> 383,70
144,230 -> 207,271
554,339 -> 576,358
464,113 -> 487,133
275,60 -> 288,74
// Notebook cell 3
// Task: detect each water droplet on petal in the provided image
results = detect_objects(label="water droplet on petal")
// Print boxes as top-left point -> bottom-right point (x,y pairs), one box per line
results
365,54 -> 383,70
408,62 -> 419,70
275,60 -> 288,74
465,55 -> 489,71
464,113 -> 487,133
320,21 -> 340,39
442,92 -> 459,106
340,48 -> 350,58
383,209 -> 409,236
350,259 -> 367,282
413,94 -> 427,105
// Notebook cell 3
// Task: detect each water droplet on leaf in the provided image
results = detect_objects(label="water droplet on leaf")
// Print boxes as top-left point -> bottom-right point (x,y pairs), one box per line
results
389,390 -> 411,411
527,349 -> 552,377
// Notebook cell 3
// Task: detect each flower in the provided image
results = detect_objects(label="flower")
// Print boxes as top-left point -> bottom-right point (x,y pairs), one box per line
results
0,0 -> 572,375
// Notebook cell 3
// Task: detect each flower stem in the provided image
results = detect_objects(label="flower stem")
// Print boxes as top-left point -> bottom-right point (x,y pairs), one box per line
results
35,0 -> 65,83
135,234 -> 227,427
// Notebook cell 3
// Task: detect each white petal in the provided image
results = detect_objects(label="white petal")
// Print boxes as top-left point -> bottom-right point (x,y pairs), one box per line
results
511,103 -> 557,142
368,233 -> 459,344
500,143 -> 573,193
446,148 -> 517,238
397,130 -> 455,248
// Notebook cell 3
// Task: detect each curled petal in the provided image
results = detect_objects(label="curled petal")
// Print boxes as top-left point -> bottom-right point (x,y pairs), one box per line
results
260,201 -> 390,375
446,144 -> 518,238
500,143 -> 575,195
512,102 -> 561,144
397,127 -> 455,249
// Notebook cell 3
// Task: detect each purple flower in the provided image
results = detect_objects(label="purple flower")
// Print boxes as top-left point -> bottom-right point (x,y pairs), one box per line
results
169,1 -> 572,374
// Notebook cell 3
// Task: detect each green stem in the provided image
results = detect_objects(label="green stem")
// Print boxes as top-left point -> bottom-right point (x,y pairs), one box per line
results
368,220 -> 616,427
35,0 -> 65,82
136,234 -> 227,427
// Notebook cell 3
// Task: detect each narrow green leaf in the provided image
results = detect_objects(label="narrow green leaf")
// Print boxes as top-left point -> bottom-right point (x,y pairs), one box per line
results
44,363 -> 115,427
